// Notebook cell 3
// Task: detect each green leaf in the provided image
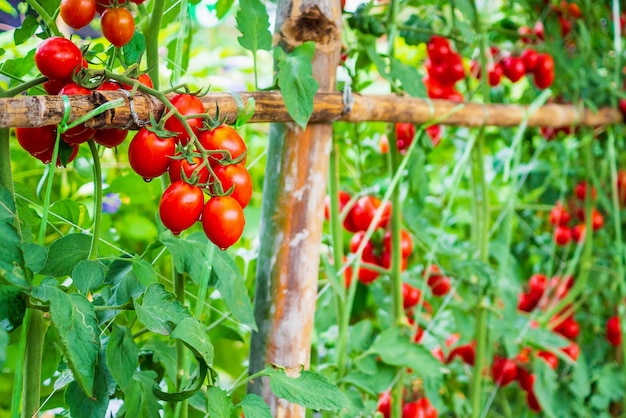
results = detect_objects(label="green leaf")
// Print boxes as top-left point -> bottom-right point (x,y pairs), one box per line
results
236,0 -> 272,52
533,358 -> 557,418
122,31 -> 146,66
262,368 -> 350,411
14,15 -> 38,45
125,370 -> 162,418
206,386 -> 233,418
0,49 -> 35,78
72,260 -> 107,294
171,317 -> 214,365
526,327 -> 569,351
65,364 -> 110,418
49,199 -> 90,228
212,249 -> 257,331
134,283 -> 191,335
0,187 -> 27,288
216,0 -> 235,19
399,14 -> 432,45
0,286 -> 25,331
389,58 -> 425,97
369,328 -> 442,377
33,285 -> 100,397
19,242 -> 48,273
348,320 -> 373,354
0,329 -> 7,368
39,234 -> 92,277
152,358 -> 208,402
132,259 -> 157,286
104,258 -> 146,305
275,42 -> 319,129
570,354 -> 590,400
454,0 -> 476,23
106,325 -> 138,391
239,394 -> 272,418
162,236 -> 206,281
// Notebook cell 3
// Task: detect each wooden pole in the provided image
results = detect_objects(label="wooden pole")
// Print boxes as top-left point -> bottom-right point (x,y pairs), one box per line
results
246,1 -> 342,417
0,91 -> 621,129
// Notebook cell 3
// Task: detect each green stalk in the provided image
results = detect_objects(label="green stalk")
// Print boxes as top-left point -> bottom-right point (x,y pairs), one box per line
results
87,140 -> 102,260
174,271 -> 188,418
471,297 -> 489,418
25,0 -> 61,36
21,311 -> 46,418
143,1 -> 166,90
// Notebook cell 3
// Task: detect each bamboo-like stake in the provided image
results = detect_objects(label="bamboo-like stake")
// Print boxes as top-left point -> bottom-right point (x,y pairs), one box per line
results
246,1 -> 342,417
0,90 -> 621,129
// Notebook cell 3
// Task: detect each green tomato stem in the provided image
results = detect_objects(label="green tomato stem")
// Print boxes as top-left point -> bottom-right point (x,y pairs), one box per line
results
21,311 -> 47,418
143,0 -> 165,90
87,140 -> 102,261
25,0 -> 61,37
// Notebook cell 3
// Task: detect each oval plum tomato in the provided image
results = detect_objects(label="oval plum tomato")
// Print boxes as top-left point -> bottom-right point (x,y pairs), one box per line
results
93,128 -> 128,148
574,180 -> 596,201
527,273 -> 547,301
35,37 -> 83,81
58,83 -> 96,144
618,170 -> 626,206
163,94 -> 205,144
202,196 -> 245,250
16,126 -> 57,156
402,282 -> 422,309
606,316 -> 621,346
211,163 -> 253,208
349,195 -> 390,231
380,250 -> 408,271
521,48 -> 540,73
428,274 -> 451,296
571,223 -> 586,242
561,341 -> 580,361
60,0 -> 96,29
127,127 -> 176,180
517,367 -> 535,392
395,122 -> 415,152
169,154 -> 210,185
553,225 -> 572,246
447,342 -> 476,365
349,230 -> 374,255
533,53 -> 555,89
554,316 -> 580,339
159,181 -> 204,235
377,391 -> 391,418
402,398 -> 437,418
43,78 -> 68,95
427,35 -> 451,65
526,389 -> 542,412
518,292 -> 537,312
502,56 -> 525,83
491,355 -> 517,386
538,350 -> 559,369
382,229 -> 414,259
487,63 -> 503,86
549,202 -> 570,226
198,124 -> 247,166
101,7 -> 135,47
36,142 -> 79,166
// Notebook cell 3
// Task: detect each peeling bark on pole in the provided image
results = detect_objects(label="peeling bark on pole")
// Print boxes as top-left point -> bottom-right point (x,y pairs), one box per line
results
0,91 -> 622,129
246,1 -> 342,417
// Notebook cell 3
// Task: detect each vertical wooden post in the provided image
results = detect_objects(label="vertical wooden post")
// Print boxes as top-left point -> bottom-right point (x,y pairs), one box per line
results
248,1 -> 342,416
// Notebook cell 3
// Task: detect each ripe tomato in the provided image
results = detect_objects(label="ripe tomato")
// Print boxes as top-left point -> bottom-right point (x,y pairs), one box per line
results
517,292 -> 537,312
349,195 -> 390,231
211,163 -> 253,208
533,53 -> 555,89
163,94 -> 205,144
549,202 -> 570,226
606,316 -> 621,346
60,0 -> 96,29
198,124 -> 247,165
169,154 -> 210,185
553,225 -> 572,246
428,274 -> 451,296
121,73 -> 154,90
382,229 -> 414,259
402,398 -> 437,418
571,223 -> 585,242
516,367 -> 534,391
93,128 -> 128,148
574,181 -> 596,201
159,181 -> 204,235
101,7 -> 135,47
591,208 -> 604,230
491,355 -> 517,386
43,79 -> 68,95
35,37 -> 83,81
395,122 -> 415,152
488,63 -> 503,86
427,35 -> 451,65
554,316 -> 580,339
447,342 -> 476,365
16,126 -> 57,156
561,342 -> 580,361
537,350 -> 559,369
521,48 -> 540,73
402,282 -> 422,310
377,391 -> 391,418
527,273 -> 547,301
36,142 -> 79,166
58,83 -> 96,144
616,170 -> 626,206
380,250 -> 408,271
127,128 -> 176,179
526,388 -> 542,412
202,196 -> 245,250
502,56 -> 525,83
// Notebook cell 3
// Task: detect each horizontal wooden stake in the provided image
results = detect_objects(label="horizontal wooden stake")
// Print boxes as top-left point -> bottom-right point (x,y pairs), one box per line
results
0,91 -> 622,129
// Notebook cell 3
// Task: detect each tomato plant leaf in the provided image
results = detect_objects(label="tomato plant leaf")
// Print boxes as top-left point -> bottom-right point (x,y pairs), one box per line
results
206,386 -> 233,418
212,249 -> 257,331
65,364 -> 110,418
32,284 -> 100,397
275,42 -> 319,129
162,236 -> 206,281
236,0 -> 272,53
122,32 -> 146,66
389,58 -> 425,97
125,370 -> 162,418
262,367 -> 349,411
132,259 -> 157,286
569,354 -> 590,400
171,317 -> 214,365
342,364 -> 396,396
533,358 -> 558,418
152,357 -> 208,402
39,234 -> 91,277
14,15 -> 38,46
370,328 -> 442,377
19,242 -> 47,274
104,258 -> 146,306
72,260 -> 107,294
0,329 -> 7,369
106,325 -> 138,391
216,0 -> 235,19
0,49 -> 35,78
0,187 -> 28,288
134,283 -> 191,335
399,15 -> 431,46
238,394 -> 272,418
49,200 -> 90,228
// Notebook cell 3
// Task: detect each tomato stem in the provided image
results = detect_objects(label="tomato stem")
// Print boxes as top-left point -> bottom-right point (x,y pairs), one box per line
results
24,0 -> 62,37
143,1 -> 165,90
87,140 -> 102,260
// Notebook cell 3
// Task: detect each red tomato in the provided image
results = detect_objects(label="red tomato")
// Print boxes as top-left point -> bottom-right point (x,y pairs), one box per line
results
395,122 -> 416,152
561,342 -> 580,361
402,398 -> 438,418
427,36 -> 451,65
43,79 -> 68,95
427,274 -> 451,297
16,126 -> 57,156
101,7 -> 135,47
60,0 -> 96,29
517,292 -> 537,312
426,124 -> 442,146
35,37 -> 83,81
537,350 -> 559,369
517,367 -> 534,391
606,316 -> 622,346
36,142 -> 79,166
526,388 -> 542,412
591,209 -> 604,230
521,48 -> 540,73
533,53 -> 555,89
97,80 -> 122,91
211,163 -> 253,208
198,125 -> 247,166
382,229 -> 414,259
202,196 -> 245,250
554,316 -> 580,339
121,73 -> 154,90
163,94 -> 205,144
617,170 -> 626,206
488,63 -> 503,86
127,127 -> 176,179
349,195 -> 390,231
502,56 -> 525,83
377,391 -> 391,418
58,83 -> 96,144
380,250 -> 408,271
93,128 -> 128,148
553,225 -> 572,246
571,223 -> 586,242
528,273 -> 547,301
159,181 -> 204,235
549,202 -> 570,226
402,282 -> 422,309
574,181 -> 596,201
169,154 -> 210,185
492,355 -> 517,386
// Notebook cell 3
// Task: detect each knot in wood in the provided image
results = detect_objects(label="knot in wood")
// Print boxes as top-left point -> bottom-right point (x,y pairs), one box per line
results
281,5 -> 340,53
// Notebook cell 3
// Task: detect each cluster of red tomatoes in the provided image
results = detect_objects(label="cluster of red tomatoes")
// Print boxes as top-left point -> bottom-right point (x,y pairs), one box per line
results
548,181 -> 604,246
377,391 -> 437,418
423,36 -> 464,102
518,1 -> 582,42
125,93 -> 251,250
60,0 -> 144,47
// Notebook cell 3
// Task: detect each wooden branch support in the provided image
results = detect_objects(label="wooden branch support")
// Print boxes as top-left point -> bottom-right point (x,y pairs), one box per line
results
0,90 -> 621,130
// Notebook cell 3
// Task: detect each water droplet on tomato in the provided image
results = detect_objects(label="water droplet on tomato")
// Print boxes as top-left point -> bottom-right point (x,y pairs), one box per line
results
143,177 -> 153,183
